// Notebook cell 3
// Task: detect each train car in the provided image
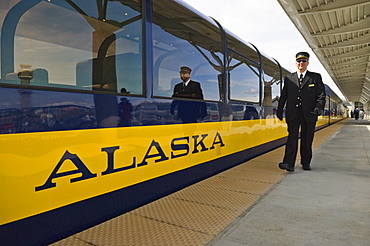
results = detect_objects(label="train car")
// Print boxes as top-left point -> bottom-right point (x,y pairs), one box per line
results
0,1 -> 345,245
316,85 -> 347,129
326,85 -> 348,124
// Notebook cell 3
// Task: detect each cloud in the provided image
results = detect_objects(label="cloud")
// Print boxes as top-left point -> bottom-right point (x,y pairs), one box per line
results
249,88 -> 258,94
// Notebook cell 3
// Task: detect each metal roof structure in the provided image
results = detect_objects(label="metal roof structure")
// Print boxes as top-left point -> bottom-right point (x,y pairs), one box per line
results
277,0 -> 370,106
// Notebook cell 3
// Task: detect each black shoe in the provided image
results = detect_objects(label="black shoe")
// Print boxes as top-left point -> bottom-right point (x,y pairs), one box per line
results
302,164 -> 311,171
278,162 -> 294,172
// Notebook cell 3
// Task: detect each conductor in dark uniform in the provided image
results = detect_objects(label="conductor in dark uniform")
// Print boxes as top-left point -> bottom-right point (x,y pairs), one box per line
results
170,66 -> 206,123
277,52 -> 326,172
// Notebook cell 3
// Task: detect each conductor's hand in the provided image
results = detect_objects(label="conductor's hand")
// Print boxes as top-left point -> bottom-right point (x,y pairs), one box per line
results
310,108 -> 323,116
277,111 -> 283,121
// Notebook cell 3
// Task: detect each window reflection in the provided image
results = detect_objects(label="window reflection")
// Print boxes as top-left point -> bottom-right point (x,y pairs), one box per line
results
229,52 -> 260,103
0,0 -> 143,95
152,24 -> 221,101
151,1 -> 222,102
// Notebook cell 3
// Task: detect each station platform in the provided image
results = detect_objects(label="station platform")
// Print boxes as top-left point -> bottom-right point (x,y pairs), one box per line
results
51,118 -> 370,246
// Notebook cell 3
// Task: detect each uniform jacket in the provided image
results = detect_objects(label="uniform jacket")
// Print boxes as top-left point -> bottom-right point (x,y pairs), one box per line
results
172,80 -> 203,99
277,71 -> 326,122
170,80 -> 206,121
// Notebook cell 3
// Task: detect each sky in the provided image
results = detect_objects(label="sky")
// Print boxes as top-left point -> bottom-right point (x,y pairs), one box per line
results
182,0 -> 345,99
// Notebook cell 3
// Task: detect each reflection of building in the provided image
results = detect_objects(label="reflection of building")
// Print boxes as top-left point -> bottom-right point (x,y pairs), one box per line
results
133,102 -> 160,125
0,108 -> 21,133
232,105 -> 245,120
156,102 -> 176,124
207,103 -> 220,121
0,104 -> 96,133
229,104 -> 259,121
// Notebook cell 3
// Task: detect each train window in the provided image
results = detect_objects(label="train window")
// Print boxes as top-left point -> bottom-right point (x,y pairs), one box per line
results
227,35 -> 260,65
152,1 -> 223,101
0,0 -> 143,95
228,51 -> 260,103
262,57 -> 281,107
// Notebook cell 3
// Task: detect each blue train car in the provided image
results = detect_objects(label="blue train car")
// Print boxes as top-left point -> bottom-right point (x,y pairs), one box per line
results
0,1 -> 345,245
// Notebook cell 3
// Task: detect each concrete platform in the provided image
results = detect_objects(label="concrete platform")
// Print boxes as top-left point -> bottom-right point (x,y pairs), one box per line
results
207,118 -> 370,246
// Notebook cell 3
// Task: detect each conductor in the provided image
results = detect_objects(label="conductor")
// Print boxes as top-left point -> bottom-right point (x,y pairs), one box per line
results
277,52 -> 326,172
170,66 -> 206,123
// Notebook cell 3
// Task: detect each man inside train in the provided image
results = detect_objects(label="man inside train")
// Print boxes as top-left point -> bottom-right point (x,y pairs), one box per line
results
170,66 -> 206,123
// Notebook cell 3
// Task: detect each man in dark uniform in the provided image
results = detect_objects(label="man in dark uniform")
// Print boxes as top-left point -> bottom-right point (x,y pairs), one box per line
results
170,66 -> 206,123
277,52 -> 326,172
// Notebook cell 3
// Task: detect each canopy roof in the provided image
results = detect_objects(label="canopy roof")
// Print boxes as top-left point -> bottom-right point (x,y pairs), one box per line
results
278,0 -> 370,104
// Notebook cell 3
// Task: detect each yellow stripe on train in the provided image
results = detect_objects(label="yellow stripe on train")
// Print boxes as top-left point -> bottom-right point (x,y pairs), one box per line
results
1,119 -> 289,225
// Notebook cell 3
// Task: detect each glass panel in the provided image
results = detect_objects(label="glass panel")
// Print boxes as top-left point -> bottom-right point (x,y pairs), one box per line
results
152,1 -> 222,101
229,52 -> 260,103
262,57 -> 281,107
0,0 -> 143,95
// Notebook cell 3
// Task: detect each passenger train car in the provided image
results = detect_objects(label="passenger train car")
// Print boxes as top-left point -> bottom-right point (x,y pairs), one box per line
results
0,0 -> 346,245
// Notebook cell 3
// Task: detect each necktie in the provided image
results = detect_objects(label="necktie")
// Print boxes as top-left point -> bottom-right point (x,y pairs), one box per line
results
299,74 -> 303,87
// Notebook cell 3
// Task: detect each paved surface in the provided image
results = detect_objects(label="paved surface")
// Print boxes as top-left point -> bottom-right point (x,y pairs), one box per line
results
207,118 -> 370,246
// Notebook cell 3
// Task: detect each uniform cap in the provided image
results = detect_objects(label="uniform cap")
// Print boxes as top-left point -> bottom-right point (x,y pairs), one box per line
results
296,52 -> 310,60
180,66 -> 192,73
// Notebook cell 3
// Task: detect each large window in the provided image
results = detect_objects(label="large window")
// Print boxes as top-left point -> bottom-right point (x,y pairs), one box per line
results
0,0 -> 143,95
228,51 -> 260,103
152,1 -> 222,101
